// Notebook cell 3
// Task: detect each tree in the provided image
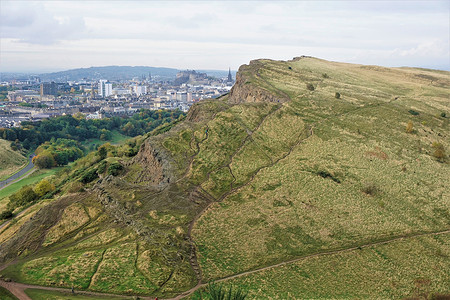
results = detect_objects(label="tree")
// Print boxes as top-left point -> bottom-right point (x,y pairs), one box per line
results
9,186 -> 38,208
33,151 -> 56,169
34,179 -> 55,197
97,144 -> 110,160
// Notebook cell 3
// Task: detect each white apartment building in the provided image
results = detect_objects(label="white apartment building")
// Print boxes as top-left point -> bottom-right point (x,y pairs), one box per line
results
98,80 -> 112,97
133,85 -> 147,96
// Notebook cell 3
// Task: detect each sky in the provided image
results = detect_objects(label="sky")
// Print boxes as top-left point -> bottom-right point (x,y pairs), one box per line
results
0,0 -> 449,73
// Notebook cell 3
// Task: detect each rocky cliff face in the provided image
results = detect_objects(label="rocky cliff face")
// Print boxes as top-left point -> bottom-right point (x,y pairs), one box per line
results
228,60 -> 289,104
130,139 -> 173,186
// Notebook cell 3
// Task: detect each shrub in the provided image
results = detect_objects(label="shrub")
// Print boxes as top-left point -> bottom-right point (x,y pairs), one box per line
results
441,112 -> 446,118
80,168 -> 98,184
9,186 -> 38,208
306,83 -> 315,91
207,283 -> 247,300
0,209 -> 13,220
288,66 -> 292,70
432,142 -> 446,162
34,179 -> 55,197
405,121 -> 414,133
362,183 -> 379,196
322,73 -> 329,78
335,92 -> 341,99
408,109 -> 420,116
97,160 -> 107,174
108,162 -> 123,176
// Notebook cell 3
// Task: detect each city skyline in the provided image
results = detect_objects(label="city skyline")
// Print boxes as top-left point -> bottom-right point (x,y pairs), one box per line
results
1,1 -> 449,73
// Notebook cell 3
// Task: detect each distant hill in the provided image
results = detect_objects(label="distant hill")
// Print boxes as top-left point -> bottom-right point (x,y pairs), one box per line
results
38,66 -> 180,82
1,67 -> 237,82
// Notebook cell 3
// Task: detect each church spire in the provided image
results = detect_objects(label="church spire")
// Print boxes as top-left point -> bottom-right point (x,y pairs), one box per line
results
227,68 -> 232,82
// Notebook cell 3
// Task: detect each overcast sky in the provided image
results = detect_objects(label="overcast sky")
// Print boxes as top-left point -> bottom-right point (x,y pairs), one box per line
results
1,1 -> 449,73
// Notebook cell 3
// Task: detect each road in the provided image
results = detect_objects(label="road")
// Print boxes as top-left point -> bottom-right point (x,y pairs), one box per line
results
0,155 -> 35,190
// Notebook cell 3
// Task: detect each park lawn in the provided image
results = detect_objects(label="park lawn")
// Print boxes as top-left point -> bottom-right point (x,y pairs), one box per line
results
0,168 -> 62,212
81,130 -> 129,151
0,286 -> 18,300
25,288 -> 129,300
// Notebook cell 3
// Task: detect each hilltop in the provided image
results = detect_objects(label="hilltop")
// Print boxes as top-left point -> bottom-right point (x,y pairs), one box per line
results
0,57 -> 449,299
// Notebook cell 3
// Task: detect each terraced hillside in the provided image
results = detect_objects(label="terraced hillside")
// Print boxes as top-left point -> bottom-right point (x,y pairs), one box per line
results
0,57 -> 449,299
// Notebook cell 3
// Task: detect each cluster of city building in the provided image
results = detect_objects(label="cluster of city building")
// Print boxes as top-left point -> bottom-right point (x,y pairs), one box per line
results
0,70 -> 234,128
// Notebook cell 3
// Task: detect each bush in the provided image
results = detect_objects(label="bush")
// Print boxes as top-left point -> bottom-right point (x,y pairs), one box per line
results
9,186 -> 38,208
405,121 -> 414,133
441,112 -> 446,118
362,183 -> 379,196
306,83 -> 315,91
432,142 -> 446,162
408,109 -> 420,116
97,160 -> 107,174
0,209 -> 13,220
34,179 -> 55,197
80,168 -> 98,184
108,162 -> 123,176
206,283 -> 247,300
322,73 -> 329,78
335,92 -> 341,99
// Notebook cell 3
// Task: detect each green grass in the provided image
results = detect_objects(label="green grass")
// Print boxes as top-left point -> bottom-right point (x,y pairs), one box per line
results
214,233 -> 450,299
81,130 -> 129,150
25,288 -> 129,299
0,286 -> 18,300
192,57 -> 449,281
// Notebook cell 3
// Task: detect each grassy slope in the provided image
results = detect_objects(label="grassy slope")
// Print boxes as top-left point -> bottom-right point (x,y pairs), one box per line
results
0,57 -> 448,299
0,139 -> 27,181
189,58 -> 449,294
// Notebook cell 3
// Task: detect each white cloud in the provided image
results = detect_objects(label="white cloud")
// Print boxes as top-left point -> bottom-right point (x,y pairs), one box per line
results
0,0 -> 448,72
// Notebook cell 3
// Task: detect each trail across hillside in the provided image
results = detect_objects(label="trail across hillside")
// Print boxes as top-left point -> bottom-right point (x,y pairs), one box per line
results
171,228 -> 450,299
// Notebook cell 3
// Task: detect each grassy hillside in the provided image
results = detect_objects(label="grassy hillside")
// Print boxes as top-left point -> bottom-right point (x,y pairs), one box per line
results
0,57 -> 448,299
0,139 -> 27,181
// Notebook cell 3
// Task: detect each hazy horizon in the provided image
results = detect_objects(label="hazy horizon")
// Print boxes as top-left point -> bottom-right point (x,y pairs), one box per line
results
1,1 -> 449,73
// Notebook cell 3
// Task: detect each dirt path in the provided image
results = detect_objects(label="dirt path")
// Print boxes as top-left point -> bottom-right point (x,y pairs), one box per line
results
0,279 -> 156,300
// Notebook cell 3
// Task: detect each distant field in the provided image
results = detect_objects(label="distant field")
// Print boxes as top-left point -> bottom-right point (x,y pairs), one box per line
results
0,139 -> 27,181
0,168 -> 61,212
25,288 -> 129,300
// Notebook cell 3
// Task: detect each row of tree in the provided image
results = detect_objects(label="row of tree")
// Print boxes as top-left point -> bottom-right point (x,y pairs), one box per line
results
0,109 -> 185,150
